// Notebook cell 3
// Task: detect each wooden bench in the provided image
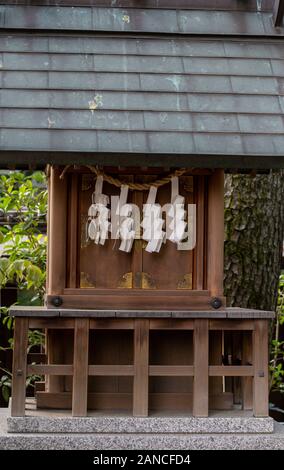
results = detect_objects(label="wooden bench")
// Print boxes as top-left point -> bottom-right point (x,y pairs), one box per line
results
10,307 -> 274,418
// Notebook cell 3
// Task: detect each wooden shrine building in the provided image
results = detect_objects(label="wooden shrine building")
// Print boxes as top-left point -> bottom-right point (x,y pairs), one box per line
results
0,1 -> 283,419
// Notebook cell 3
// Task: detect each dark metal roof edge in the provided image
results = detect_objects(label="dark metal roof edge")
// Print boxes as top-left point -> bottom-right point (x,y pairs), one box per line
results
0,151 -> 283,170
1,28 -> 284,39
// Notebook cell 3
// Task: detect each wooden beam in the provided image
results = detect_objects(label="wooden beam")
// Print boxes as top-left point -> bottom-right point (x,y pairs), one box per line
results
133,319 -> 149,417
28,365 -> 73,375
193,319 -> 209,417
11,318 -> 29,417
48,166 -> 67,296
209,320 -> 254,330
242,332 -> 253,410
149,365 -> 194,376
273,0 -> 284,26
207,170 -> 224,300
88,365 -> 134,376
149,319 -> 194,330
72,319 -> 89,417
253,320 -> 269,417
29,318 -> 74,329
209,366 -> 254,376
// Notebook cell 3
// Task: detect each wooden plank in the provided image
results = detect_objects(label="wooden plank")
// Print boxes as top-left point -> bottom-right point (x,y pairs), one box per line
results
273,0 -> 284,26
72,318 -> 89,417
149,319 -> 194,330
47,293 -> 217,310
133,319 -> 149,417
89,319 -> 134,329
193,319 -> 209,417
63,288 -> 210,297
209,366 -> 254,376
36,392 -> 233,411
88,365 -> 134,376
11,318 -> 29,417
67,173 -> 79,288
253,320 -> 269,417
195,175 -> 205,290
29,319 -> 74,329
209,320 -> 254,330
149,365 -> 194,376
242,332 -> 253,410
48,166 -> 68,295
207,170 -> 224,300
28,365 -> 73,375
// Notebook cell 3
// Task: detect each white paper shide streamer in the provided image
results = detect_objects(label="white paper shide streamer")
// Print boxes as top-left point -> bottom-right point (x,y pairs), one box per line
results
168,176 -> 187,245
118,185 -> 136,253
87,175 -> 110,245
141,186 -> 166,253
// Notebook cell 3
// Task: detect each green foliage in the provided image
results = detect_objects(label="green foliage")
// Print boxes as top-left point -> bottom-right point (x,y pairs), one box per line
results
0,171 -> 47,302
0,171 -> 47,402
270,273 -> 284,393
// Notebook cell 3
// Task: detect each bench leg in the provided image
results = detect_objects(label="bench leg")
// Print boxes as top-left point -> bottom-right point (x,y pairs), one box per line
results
253,320 -> 269,417
193,319 -> 209,417
133,319 -> 149,417
72,318 -> 89,417
11,318 -> 29,417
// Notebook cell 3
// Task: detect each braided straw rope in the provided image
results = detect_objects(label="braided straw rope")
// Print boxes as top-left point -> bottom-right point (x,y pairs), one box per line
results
60,165 -> 189,190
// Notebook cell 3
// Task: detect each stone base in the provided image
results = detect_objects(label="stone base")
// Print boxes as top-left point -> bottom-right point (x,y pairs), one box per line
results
1,408 -> 284,450
7,414 -> 274,434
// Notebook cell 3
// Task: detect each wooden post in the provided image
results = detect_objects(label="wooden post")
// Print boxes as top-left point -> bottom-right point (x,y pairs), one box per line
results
48,166 -> 67,296
207,170 -> 224,299
133,319 -> 149,417
67,173 -> 79,288
253,320 -> 269,417
195,176 -> 205,290
242,331 -> 253,410
193,319 -> 209,417
72,318 -> 89,417
11,318 -> 29,417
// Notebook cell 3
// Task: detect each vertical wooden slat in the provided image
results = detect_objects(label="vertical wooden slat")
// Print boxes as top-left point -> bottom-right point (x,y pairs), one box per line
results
11,318 -> 29,417
207,170 -> 224,298
193,319 -> 209,417
67,173 -> 79,288
72,318 -> 89,417
48,166 -> 68,296
195,176 -> 205,290
253,320 -> 269,417
46,330 -> 65,393
209,330 -> 223,398
133,319 -> 149,416
242,331 -> 253,410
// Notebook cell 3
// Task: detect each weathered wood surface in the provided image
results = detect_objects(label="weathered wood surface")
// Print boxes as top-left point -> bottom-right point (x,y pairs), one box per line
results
10,306 -> 275,318
11,318 -> 28,417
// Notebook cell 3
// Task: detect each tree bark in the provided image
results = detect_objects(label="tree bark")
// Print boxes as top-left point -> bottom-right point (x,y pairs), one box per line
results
224,171 -> 284,311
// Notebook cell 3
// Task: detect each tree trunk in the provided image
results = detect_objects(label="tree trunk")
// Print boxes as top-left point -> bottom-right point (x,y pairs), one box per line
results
224,170 -> 284,311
